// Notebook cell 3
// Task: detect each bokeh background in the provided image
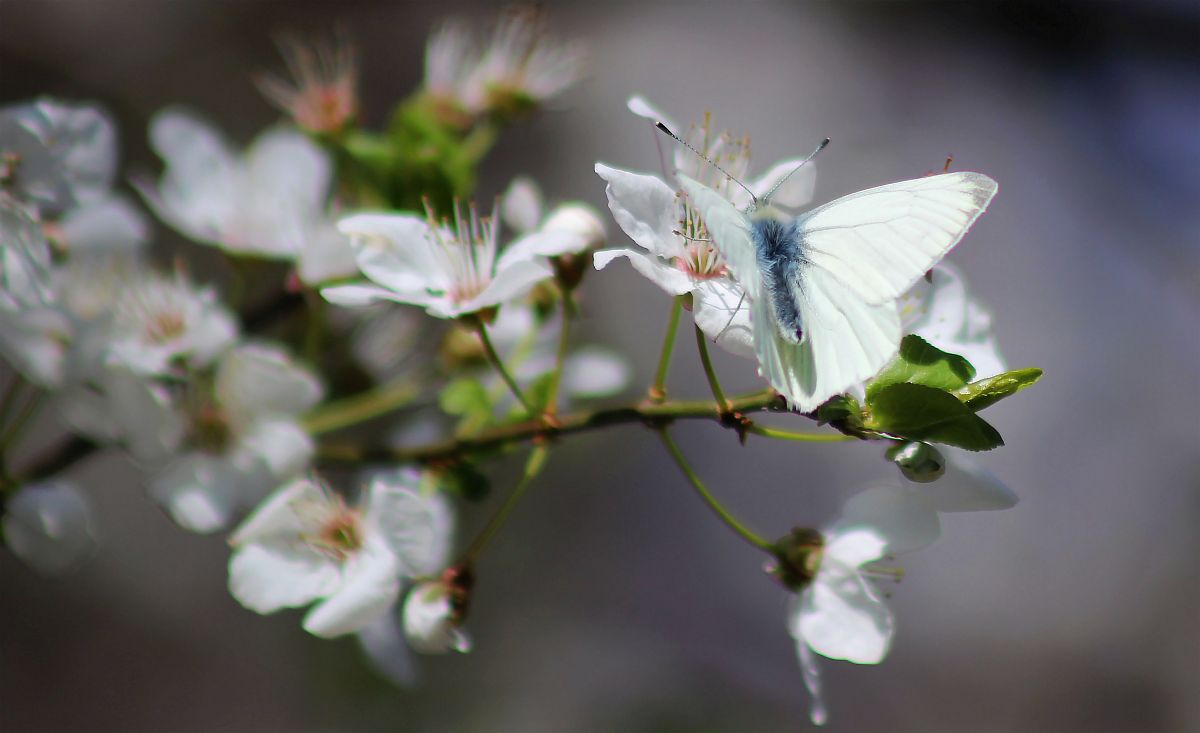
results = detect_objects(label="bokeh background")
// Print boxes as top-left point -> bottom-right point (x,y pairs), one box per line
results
2,1 -> 1198,731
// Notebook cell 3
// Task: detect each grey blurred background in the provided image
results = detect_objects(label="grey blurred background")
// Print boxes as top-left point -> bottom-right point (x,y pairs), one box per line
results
2,1 -> 1198,731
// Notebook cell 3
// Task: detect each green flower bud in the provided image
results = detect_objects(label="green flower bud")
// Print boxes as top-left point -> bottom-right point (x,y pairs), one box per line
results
886,441 -> 946,483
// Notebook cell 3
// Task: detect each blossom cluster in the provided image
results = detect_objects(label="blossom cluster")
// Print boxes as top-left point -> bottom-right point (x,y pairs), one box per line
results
0,8 -> 1039,727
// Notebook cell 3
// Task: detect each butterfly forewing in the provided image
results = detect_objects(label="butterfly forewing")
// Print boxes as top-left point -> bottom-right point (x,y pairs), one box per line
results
797,172 -> 997,305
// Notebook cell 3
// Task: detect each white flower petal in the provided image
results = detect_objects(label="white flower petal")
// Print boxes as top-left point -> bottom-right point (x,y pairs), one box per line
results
229,476 -> 328,545
366,477 -> 454,577
790,602 -> 830,727
594,163 -> 683,260
748,157 -> 818,209
217,342 -> 323,420
321,283 -> 420,308
920,451 -> 1019,512
149,454 -> 246,533
246,128 -> 331,212
593,248 -> 695,296
460,258 -> 552,314
626,95 -> 676,131
823,527 -> 889,569
356,609 -> 418,687
832,485 -> 942,556
796,562 -> 895,664
691,278 -> 755,358
501,177 -> 543,233
2,481 -> 97,575
338,213 -> 445,294
296,221 -> 357,285
235,419 -> 313,480
302,538 -> 402,638
498,229 -> 586,268
228,539 -> 340,613
59,195 -> 149,253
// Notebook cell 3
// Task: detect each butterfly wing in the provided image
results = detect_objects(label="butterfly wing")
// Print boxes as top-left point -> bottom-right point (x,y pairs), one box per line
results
798,172 -> 997,305
778,268 -> 901,411
680,174 -> 901,411
677,174 -> 761,301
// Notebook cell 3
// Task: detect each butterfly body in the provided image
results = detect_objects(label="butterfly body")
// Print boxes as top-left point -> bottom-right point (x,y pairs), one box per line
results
679,171 -> 998,411
750,211 -> 808,344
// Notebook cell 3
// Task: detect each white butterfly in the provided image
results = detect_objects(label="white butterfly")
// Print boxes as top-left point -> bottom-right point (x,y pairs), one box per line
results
678,170 -> 998,412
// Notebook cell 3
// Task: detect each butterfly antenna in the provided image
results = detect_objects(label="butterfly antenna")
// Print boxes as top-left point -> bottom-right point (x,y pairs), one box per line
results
761,137 -> 830,205
655,121 -> 759,207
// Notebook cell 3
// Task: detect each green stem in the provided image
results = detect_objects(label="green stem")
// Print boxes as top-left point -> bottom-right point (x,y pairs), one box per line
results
0,391 -> 43,457
656,427 -> 773,552
476,319 -> 535,417
460,445 -> 549,563
301,379 -> 422,436
746,424 -> 854,443
694,325 -> 730,412
649,296 -> 683,403
542,291 -> 574,418
316,389 -> 791,466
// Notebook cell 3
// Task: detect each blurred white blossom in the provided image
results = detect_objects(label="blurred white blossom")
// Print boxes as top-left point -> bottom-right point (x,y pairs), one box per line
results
423,10 -> 583,121
2,480 -> 97,575
145,342 -> 323,533
324,201 -> 579,319
137,108 -> 355,284
258,30 -> 359,135
787,478 -> 1017,725
228,472 -> 454,638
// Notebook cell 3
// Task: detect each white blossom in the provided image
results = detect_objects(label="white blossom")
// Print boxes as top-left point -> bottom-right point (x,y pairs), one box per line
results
136,108 -> 356,285
0,98 -> 117,215
145,342 -> 323,533
323,201 -> 577,319
594,96 -> 817,358
228,472 -> 454,638
104,266 -> 239,377
2,480 -> 97,575
787,477 -> 1017,725
257,30 -> 359,135
900,261 -> 1006,378
423,10 -> 583,121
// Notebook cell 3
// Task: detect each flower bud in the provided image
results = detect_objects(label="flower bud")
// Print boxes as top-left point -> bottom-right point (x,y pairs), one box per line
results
769,527 -> 825,591
542,203 -> 606,251
886,441 -> 946,483
402,580 -> 471,654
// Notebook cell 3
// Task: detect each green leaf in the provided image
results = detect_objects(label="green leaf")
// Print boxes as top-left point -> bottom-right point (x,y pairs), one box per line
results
521,372 -> 557,415
956,368 -> 1044,412
865,383 -> 1004,451
440,378 -> 491,417
865,335 -> 976,401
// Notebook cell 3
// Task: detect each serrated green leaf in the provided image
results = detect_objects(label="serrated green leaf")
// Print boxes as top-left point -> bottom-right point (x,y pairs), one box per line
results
866,335 -> 976,402
439,378 -> 491,417
956,368 -> 1044,412
866,383 -> 1004,451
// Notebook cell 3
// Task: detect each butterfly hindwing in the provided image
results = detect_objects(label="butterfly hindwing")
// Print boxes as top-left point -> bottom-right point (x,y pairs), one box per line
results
797,172 -> 997,305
